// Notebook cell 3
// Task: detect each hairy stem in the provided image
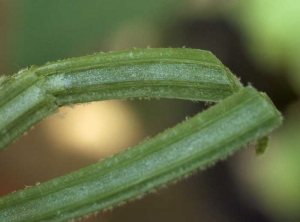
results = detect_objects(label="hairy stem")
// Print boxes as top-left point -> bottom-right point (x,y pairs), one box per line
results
0,48 -> 242,150
0,87 -> 282,222
0,48 -> 282,222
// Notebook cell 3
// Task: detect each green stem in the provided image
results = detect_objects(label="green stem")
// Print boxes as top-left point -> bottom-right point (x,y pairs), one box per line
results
0,48 -> 242,150
0,87 -> 282,222
0,48 -> 282,222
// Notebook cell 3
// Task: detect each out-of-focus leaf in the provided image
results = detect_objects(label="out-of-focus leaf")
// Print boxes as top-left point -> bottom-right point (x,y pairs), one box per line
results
7,0 -> 181,70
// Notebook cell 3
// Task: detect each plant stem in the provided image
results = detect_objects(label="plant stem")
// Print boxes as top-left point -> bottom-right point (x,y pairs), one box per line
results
0,48 -> 242,150
0,86 -> 282,222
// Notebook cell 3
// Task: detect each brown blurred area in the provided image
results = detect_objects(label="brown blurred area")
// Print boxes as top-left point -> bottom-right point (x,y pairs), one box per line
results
1,1 -> 300,222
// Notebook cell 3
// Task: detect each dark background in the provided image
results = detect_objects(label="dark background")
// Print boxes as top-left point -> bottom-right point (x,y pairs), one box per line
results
1,1 -> 300,221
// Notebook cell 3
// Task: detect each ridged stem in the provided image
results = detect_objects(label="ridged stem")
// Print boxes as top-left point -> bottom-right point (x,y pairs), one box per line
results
0,48 -> 242,150
0,87 -> 282,222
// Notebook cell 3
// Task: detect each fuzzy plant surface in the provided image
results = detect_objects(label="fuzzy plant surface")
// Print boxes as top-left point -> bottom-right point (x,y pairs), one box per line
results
0,48 -> 282,222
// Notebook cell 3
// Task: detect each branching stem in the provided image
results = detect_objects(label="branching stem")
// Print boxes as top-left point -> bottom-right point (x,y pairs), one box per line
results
0,48 -> 282,222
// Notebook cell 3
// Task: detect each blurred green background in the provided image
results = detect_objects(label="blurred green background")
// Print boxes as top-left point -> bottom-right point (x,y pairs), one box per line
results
0,1 -> 300,221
